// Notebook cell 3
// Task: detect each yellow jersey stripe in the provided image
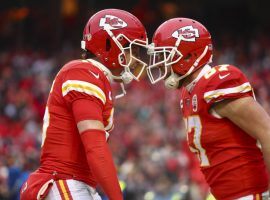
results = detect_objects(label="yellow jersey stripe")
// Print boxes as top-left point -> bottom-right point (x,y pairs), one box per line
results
62,80 -> 106,104
204,82 -> 252,103
59,180 -> 70,200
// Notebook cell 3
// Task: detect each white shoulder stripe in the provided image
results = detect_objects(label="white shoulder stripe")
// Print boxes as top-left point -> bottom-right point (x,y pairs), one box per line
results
62,80 -> 106,104
204,82 -> 252,103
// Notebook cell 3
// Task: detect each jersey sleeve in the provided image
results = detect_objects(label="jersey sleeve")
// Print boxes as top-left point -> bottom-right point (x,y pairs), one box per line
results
61,67 -> 106,106
203,65 -> 254,105
72,98 -> 103,123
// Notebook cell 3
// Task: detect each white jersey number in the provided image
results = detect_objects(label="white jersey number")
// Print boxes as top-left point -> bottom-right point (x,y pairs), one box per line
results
41,79 -> 56,147
204,64 -> 229,79
41,106 -> 49,147
184,115 -> 210,167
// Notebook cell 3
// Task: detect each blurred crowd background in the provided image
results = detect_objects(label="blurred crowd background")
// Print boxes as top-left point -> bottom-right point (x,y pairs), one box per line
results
1,0 -> 270,199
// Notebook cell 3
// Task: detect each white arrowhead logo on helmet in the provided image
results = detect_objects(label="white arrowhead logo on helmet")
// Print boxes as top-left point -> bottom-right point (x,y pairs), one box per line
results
99,15 -> 127,30
172,25 -> 199,42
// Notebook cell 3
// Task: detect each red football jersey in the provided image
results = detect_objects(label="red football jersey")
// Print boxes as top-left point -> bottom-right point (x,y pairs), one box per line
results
39,59 -> 114,187
180,65 -> 269,199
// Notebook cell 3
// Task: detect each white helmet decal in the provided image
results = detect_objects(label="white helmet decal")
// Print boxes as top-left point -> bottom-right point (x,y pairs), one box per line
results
172,25 -> 199,42
99,15 -> 127,30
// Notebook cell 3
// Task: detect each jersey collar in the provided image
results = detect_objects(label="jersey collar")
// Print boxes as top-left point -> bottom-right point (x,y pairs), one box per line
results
185,64 -> 212,92
86,59 -> 113,82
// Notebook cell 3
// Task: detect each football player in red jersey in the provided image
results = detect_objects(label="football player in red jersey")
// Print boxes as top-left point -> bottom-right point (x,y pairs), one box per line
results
146,18 -> 270,200
20,9 -> 148,200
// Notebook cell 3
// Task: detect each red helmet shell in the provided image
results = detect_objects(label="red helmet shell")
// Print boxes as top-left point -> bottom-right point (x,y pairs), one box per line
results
82,9 -> 147,69
153,18 -> 213,75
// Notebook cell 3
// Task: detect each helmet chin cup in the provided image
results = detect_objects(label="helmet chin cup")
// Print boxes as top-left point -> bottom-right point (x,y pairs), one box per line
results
164,73 -> 180,89
121,71 -> 134,84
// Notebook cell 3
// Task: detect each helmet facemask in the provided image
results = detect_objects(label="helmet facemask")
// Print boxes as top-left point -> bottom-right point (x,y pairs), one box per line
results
116,34 -> 149,84
100,26 -> 148,98
147,38 -> 211,89
146,43 -> 182,84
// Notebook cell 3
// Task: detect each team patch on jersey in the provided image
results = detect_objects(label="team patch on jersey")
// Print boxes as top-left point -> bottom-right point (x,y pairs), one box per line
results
62,80 -> 106,104
204,82 -> 252,103
99,15 -> 127,30
172,25 -> 199,42
192,94 -> 198,112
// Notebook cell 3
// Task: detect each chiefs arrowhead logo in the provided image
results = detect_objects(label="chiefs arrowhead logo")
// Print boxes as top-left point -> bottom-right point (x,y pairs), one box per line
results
172,25 -> 199,42
99,15 -> 127,30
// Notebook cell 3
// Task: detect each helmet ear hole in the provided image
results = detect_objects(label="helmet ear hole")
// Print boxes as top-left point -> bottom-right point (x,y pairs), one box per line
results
106,38 -> 111,51
184,53 -> 192,61
119,55 -> 125,63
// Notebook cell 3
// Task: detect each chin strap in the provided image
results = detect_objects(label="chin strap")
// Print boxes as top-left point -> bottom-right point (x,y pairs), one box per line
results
164,45 -> 210,90
114,83 -> 127,99
120,71 -> 134,84
164,72 -> 180,89
164,66 -> 195,89
106,71 -> 130,99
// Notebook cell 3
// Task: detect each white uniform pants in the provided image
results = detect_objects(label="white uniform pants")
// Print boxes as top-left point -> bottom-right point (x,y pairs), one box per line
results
45,179 -> 102,200
236,191 -> 269,200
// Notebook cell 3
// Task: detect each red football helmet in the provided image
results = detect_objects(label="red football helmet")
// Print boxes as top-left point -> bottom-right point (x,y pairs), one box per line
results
147,18 -> 213,89
81,9 -> 148,86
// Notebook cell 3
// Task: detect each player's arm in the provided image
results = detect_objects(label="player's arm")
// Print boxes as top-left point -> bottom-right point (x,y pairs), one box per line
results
72,99 -> 123,200
62,67 -> 122,200
213,97 -> 270,176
